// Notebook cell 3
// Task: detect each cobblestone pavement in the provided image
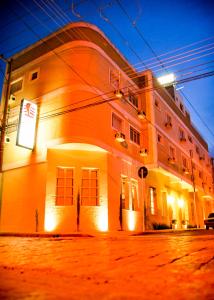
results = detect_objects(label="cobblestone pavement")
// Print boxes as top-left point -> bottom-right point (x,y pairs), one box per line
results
0,230 -> 214,299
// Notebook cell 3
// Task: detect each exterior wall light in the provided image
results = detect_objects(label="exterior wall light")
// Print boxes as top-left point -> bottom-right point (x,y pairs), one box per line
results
114,90 -> 124,99
183,168 -> 189,175
137,111 -> 146,119
157,73 -> 175,86
168,157 -> 176,164
140,148 -> 148,157
115,132 -> 125,142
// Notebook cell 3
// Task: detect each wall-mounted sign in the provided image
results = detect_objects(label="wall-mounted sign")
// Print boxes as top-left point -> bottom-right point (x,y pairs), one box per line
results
16,99 -> 38,149
138,166 -> 148,179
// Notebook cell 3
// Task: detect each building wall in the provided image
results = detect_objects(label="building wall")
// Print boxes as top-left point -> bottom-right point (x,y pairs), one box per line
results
1,163 -> 46,232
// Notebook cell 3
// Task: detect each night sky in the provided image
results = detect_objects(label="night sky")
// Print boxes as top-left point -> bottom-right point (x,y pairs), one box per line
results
0,0 -> 214,154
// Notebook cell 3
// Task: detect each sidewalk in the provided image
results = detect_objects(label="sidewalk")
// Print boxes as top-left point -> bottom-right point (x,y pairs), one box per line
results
0,228 -> 206,238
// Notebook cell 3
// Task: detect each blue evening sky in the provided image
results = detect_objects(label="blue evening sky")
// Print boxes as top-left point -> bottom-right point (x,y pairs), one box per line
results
0,0 -> 214,154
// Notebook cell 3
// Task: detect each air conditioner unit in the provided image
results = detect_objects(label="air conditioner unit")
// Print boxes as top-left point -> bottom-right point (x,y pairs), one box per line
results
115,132 -> 125,142
168,157 -> 175,164
137,111 -> 146,120
140,148 -> 148,157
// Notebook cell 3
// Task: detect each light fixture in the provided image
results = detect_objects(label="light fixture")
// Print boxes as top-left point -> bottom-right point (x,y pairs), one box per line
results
114,90 -> 124,99
183,168 -> 189,175
115,132 -> 125,142
157,73 -> 175,86
4,136 -> 10,143
137,111 -> 146,119
140,148 -> 148,157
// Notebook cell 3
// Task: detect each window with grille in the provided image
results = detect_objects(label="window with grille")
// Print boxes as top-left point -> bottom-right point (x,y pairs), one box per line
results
121,176 -> 129,209
130,126 -> 140,145
128,90 -> 138,108
56,167 -> 74,206
112,113 -> 122,131
81,169 -> 99,206
10,78 -> 23,94
131,180 -> 138,211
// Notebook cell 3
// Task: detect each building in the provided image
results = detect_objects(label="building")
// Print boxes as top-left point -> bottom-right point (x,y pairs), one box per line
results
0,22 -> 213,233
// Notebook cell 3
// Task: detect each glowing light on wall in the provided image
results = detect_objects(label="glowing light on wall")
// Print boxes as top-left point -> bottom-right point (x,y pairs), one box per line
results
167,195 -> 174,205
97,208 -> 108,232
44,211 -> 57,232
178,198 -> 184,208
17,99 -> 38,149
128,211 -> 135,231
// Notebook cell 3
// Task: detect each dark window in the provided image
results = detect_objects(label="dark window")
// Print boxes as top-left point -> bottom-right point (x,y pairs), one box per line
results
130,127 -> 140,145
128,90 -> 138,108
112,113 -> 122,131
31,71 -> 38,80
10,79 -> 23,94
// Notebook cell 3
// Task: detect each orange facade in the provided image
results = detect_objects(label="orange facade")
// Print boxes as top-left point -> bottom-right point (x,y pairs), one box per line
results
0,22 -> 213,233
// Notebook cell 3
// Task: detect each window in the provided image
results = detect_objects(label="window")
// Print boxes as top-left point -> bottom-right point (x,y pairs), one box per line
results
110,69 -> 120,89
155,98 -> 159,108
10,78 -> 23,94
149,187 -> 157,215
165,114 -> 172,127
128,90 -> 138,108
182,156 -> 188,168
157,133 -> 163,144
188,135 -> 193,143
195,145 -> 200,155
131,180 -> 138,211
81,169 -> 99,206
130,126 -> 140,145
56,167 -> 74,205
179,128 -> 186,141
112,113 -> 122,131
121,176 -> 129,209
180,103 -> 184,112
169,146 -> 175,159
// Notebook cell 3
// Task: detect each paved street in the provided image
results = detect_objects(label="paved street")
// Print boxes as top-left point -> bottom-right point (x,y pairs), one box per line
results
0,230 -> 214,299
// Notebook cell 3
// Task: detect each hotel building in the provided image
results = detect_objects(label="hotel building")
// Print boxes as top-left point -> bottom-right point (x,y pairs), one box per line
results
0,22 -> 213,233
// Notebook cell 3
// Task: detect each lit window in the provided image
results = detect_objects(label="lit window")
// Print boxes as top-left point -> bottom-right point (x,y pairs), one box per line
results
128,90 -> 138,108
130,126 -> 140,145
149,187 -> 157,215
56,167 -> 74,206
131,180 -> 138,211
81,169 -> 99,206
121,176 -> 129,209
112,113 -> 122,131
10,78 -> 23,94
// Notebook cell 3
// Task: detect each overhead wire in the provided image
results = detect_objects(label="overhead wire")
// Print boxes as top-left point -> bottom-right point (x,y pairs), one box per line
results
2,0 -> 214,152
